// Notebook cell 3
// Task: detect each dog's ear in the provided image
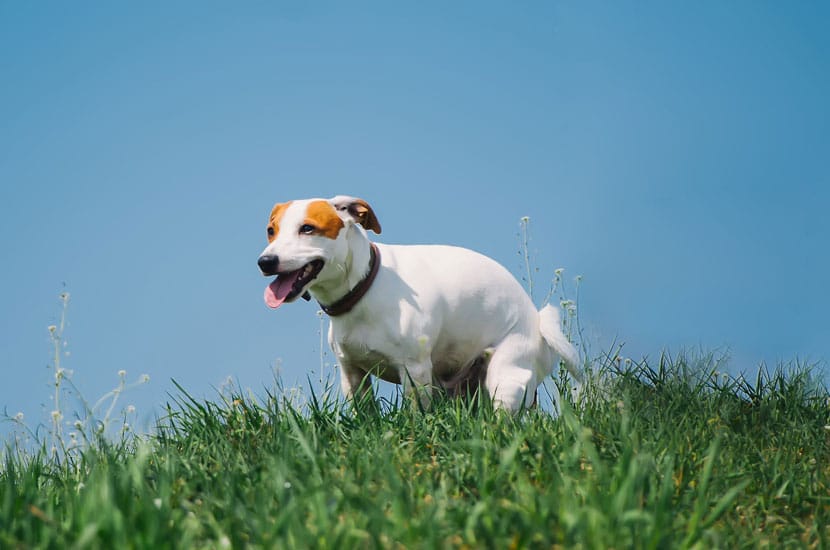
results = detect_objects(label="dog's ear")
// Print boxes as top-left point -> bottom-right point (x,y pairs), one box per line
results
329,196 -> 382,234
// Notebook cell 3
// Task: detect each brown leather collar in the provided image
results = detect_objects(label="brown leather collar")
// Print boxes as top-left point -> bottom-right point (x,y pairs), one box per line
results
318,243 -> 380,317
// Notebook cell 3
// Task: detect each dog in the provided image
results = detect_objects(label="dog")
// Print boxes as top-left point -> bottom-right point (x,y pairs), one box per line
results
257,195 -> 579,412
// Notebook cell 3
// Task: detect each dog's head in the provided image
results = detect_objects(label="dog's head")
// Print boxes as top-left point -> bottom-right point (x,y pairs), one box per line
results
257,196 -> 381,309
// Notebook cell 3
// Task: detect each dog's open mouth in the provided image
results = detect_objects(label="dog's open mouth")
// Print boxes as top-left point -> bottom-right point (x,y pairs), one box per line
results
264,260 -> 324,309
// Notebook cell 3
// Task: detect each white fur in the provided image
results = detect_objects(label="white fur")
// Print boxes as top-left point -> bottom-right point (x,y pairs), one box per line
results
259,197 -> 580,412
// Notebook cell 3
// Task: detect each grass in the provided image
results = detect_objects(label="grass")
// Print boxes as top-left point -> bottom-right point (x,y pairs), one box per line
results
2,353 -> 829,548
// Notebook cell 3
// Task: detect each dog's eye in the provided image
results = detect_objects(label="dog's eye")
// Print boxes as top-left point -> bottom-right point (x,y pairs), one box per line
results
267,227 -> 275,237
299,224 -> 316,235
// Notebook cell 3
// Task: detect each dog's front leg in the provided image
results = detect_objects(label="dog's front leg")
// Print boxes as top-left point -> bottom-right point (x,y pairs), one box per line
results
339,362 -> 374,407
401,362 -> 434,411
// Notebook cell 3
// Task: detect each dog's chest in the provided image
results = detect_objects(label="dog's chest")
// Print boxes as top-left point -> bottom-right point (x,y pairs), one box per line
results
331,323 -> 404,383
336,341 -> 402,384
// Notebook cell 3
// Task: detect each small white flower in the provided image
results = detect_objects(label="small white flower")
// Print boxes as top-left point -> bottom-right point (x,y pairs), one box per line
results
153,498 -> 162,509
284,481 -> 292,489
14,412 -> 24,422
554,268 -> 564,277
219,535 -> 231,548
141,374 -> 150,383
126,405 -> 136,414
51,410 -> 62,421
521,216 -> 530,223
118,369 -> 127,378
74,420 -> 83,429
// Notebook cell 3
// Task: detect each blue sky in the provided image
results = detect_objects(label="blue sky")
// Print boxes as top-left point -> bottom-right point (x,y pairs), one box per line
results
1,2 -> 828,432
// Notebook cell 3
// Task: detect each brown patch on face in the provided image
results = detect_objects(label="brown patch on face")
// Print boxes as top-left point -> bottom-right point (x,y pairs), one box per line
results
267,201 -> 293,242
304,200 -> 345,239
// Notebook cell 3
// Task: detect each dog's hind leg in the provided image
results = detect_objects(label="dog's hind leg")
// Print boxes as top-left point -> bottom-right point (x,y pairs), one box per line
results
483,335 -> 540,412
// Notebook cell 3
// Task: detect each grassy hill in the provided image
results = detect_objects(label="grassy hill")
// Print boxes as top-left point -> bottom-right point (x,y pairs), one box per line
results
2,355 -> 829,548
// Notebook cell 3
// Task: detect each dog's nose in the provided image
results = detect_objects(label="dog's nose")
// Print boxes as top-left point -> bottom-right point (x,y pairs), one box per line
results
258,254 -> 279,275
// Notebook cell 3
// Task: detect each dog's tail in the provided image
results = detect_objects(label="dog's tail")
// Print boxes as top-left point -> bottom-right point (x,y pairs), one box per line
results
538,304 -> 581,381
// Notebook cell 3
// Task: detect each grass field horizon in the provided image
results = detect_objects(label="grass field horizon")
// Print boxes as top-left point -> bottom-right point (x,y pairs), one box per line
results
2,345 -> 828,548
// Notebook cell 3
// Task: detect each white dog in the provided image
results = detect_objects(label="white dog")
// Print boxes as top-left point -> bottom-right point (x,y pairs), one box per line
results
257,195 -> 579,411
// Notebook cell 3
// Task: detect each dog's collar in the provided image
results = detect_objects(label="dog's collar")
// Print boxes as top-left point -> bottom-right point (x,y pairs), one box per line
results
317,243 -> 381,317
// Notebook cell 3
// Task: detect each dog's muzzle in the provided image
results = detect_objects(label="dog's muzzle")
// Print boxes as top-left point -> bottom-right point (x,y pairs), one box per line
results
260,256 -> 323,309
258,254 -> 279,276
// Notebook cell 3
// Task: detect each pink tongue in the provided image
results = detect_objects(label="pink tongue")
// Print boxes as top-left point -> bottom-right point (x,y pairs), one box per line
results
264,270 -> 302,309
